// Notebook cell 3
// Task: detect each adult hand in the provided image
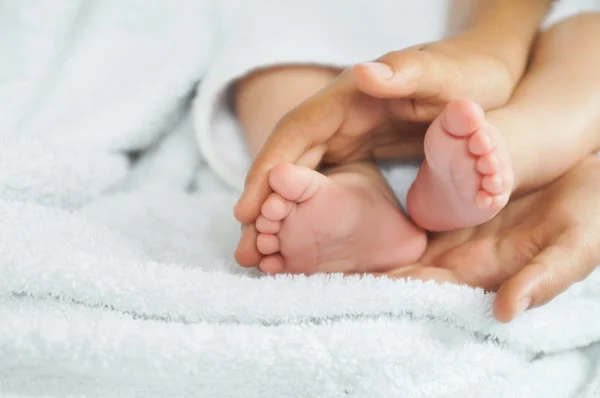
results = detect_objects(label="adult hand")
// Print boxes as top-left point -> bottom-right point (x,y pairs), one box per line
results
379,156 -> 600,322
234,40 -> 515,225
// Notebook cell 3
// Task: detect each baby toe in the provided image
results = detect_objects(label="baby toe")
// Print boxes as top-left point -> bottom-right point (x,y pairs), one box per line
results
269,163 -> 323,202
474,189 -> 510,211
256,215 -> 281,234
256,233 -> 280,255
476,152 -> 505,175
261,193 -> 293,221
468,126 -> 496,156
481,169 -> 513,195
442,99 -> 485,138
259,254 -> 286,275
490,192 -> 510,210
474,190 -> 494,209
481,174 -> 505,195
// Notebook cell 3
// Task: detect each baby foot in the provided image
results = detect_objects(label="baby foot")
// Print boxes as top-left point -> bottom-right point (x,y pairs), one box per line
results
254,163 -> 426,274
406,98 -> 514,231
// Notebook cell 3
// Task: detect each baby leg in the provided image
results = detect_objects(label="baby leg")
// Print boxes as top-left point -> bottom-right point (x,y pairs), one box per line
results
407,13 -> 600,231
492,12 -> 600,196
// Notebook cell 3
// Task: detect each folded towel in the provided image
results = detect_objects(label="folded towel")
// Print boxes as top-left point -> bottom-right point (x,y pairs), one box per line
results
2,189 -> 600,397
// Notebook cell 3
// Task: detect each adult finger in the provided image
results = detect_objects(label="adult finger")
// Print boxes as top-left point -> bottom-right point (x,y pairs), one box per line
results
234,224 -> 262,267
387,98 -> 445,122
351,48 -> 446,103
493,231 -> 598,323
234,73 -> 354,224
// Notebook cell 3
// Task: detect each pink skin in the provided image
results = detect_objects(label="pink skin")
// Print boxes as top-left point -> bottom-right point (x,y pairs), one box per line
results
254,163 -> 426,275
250,98 -> 513,274
407,98 -> 514,231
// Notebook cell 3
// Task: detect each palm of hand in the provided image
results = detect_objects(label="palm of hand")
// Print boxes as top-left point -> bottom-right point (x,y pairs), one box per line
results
237,40 -> 518,231
378,158 -> 600,322
387,201 -> 546,291
318,90 -> 428,165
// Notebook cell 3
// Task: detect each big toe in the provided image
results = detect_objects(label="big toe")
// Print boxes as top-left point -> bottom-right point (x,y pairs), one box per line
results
269,163 -> 325,203
256,233 -> 280,255
261,193 -> 293,221
442,98 -> 485,137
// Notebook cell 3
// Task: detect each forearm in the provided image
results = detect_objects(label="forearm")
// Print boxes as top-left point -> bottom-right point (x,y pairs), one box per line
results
448,0 -> 555,82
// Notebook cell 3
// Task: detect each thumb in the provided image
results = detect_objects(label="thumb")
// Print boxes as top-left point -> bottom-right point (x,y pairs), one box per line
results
493,233 -> 597,323
352,48 -> 446,102
234,74 -> 353,224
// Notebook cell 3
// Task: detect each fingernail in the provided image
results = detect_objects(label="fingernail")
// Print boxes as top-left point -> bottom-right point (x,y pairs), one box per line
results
361,62 -> 394,80
516,296 -> 532,316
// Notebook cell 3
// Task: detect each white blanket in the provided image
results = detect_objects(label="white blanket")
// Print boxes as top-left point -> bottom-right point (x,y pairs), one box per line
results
1,1 -> 599,397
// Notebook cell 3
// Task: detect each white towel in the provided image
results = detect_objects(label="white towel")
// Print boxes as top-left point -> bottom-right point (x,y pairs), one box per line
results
1,0 -> 599,396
